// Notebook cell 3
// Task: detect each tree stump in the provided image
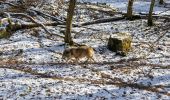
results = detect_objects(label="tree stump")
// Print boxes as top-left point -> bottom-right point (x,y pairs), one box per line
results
0,18 -> 14,39
107,32 -> 132,56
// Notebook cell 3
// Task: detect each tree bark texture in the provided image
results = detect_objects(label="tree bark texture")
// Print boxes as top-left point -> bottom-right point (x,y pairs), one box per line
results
148,0 -> 155,26
127,0 -> 134,20
64,0 -> 76,45
159,0 -> 164,5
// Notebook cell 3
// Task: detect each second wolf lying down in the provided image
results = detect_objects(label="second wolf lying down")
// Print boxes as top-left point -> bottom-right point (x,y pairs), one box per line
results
62,46 -> 95,63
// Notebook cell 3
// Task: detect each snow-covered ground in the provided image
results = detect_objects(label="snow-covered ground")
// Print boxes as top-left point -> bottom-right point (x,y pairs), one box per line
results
0,0 -> 170,99
79,0 -> 170,14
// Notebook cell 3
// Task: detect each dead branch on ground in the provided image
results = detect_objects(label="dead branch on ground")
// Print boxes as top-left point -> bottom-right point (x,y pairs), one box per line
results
77,3 -> 117,16
9,13 -> 53,34
0,12 -> 64,38
78,16 -> 125,26
30,8 -> 66,24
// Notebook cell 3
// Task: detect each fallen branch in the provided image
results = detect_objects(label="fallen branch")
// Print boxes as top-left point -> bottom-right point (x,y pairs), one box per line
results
73,14 -> 170,27
77,3 -> 117,16
12,21 -> 62,30
9,13 -> 52,34
78,16 -> 125,26
30,8 -> 66,24
1,12 -> 64,38
116,11 -> 170,19
13,21 -> 64,38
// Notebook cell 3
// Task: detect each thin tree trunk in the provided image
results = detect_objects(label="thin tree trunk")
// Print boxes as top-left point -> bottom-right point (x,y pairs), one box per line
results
127,0 -> 134,20
148,0 -> 155,26
159,0 -> 164,5
64,0 -> 76,45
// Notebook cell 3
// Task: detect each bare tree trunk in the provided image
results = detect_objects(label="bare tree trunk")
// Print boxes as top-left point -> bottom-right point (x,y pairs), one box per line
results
64,0 -> 76,45
159,0 -> 164,5
127,0 -> 134,20
148,0 -> 155,26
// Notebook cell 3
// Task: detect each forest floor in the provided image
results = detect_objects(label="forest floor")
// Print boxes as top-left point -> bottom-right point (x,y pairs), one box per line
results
0,0 -> 170,99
